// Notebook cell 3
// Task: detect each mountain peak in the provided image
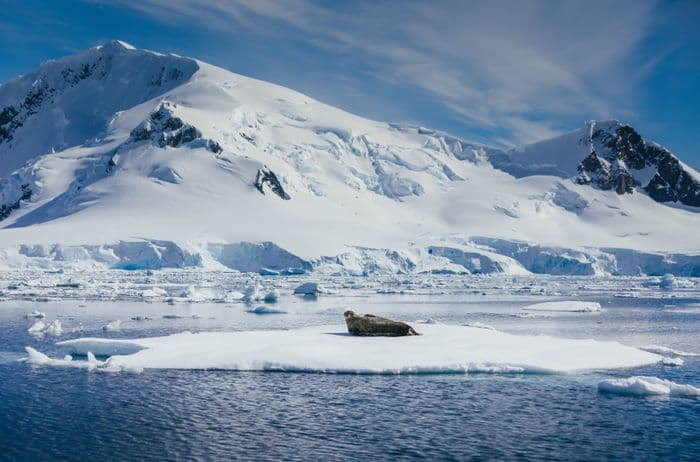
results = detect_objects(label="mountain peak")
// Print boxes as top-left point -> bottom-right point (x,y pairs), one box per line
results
0,43 -> 199,176
95,39 -> 137,52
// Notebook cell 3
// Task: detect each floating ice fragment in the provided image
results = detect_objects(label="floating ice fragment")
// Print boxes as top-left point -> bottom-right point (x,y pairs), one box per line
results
644,274 -> 696,290
103,320 -> 122,332
28,320 -> 46,334
246,305 -> 287,315
294,282 -> 320,295
660,357 -> 684,366
44,320 -> 63,336
227,291 -> 244,301
179,285 -> 206,302
24,310 -> 46,319
598,376 -> 700,398
141,287 -> 167,298
243,284 -> 263,302
523,301 -> 601,312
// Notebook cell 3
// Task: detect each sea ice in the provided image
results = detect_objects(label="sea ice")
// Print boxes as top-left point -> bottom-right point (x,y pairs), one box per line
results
598,376 -> 700,398
42,324 -> 660,374
523,301 -> 602,312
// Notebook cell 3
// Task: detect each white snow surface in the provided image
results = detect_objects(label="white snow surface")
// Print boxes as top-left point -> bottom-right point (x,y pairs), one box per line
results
45,324 -> 661,374
598,376 -> 700,398
523,301 -> 602,312
0,42 -> 698,273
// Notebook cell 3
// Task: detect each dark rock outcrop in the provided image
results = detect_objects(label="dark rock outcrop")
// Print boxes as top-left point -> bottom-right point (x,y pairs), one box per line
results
344,310 -> 420,337
0,183 -> 32,220
130,102 -> 222,153
254,166 -> 290,200
576,123 -> 700,206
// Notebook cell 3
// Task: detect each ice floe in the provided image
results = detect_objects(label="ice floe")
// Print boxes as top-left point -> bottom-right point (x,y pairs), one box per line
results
598,376 -> 700,398
523,301 -> 602,312
33,324 -> 661,374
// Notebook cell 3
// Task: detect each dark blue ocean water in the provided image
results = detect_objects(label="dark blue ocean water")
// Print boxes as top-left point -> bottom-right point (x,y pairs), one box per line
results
1,294 -> 699,461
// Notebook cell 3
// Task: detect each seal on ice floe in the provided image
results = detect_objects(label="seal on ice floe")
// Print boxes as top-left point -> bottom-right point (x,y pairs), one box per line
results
343,310 -> 420,337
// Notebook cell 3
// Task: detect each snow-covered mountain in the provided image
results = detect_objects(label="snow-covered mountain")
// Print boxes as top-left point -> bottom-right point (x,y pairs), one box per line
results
492,120 -> 700,206
0,41 -> 698,275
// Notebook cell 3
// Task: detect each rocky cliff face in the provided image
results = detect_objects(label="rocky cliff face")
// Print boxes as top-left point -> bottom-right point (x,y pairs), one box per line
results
130,102 -> 222,153
575,122 -> 700,206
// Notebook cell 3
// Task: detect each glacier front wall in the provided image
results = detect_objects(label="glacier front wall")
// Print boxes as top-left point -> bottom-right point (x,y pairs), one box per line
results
1,238 -> 698,276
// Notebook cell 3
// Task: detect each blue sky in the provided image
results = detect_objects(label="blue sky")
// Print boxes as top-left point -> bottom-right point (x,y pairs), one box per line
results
1,0 -> 699,166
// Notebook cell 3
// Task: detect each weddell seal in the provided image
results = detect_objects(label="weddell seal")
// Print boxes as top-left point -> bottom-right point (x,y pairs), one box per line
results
343,310 -> 420,337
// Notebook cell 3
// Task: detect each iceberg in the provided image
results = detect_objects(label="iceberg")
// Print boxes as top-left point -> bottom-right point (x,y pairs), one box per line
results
294,282 -> 320,295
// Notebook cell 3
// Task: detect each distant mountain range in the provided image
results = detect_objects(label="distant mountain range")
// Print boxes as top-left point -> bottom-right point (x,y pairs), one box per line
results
0,40 -> 697,275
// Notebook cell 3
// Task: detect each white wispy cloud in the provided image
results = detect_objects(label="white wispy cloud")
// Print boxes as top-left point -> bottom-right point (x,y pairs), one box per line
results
92,0 -> 659,146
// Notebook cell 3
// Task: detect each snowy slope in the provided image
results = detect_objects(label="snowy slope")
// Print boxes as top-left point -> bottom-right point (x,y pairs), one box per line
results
0,41 -> 698,274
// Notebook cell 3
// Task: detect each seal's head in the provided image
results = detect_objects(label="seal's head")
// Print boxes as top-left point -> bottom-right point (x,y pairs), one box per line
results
344,310 -> 355,319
